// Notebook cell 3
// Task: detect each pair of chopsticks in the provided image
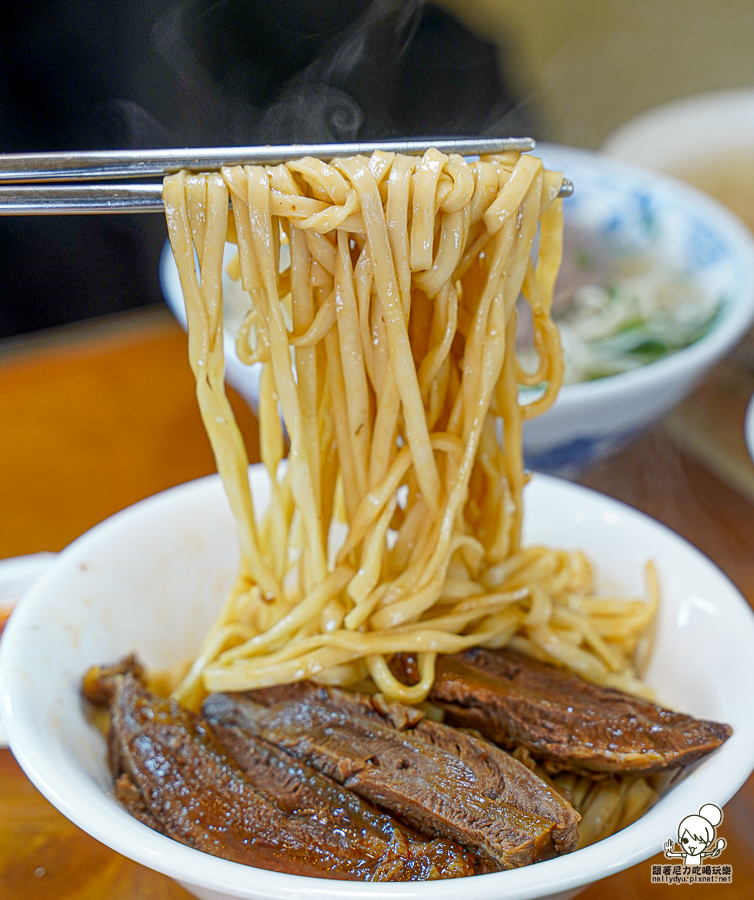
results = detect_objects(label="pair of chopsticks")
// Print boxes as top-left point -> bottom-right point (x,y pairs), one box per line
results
0,138 -> 572,215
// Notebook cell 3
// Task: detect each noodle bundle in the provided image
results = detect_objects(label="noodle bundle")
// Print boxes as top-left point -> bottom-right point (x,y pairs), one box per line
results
163,150 -> 657,711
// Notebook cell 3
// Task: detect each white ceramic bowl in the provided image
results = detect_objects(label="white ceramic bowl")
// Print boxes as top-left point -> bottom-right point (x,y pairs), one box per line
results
745,392 -> 754,464
604,90 -> 754,494
0,551 -> 56,747
520,144 -> 754,474
602,88 -> 754,177
2,467 -> 754,900
160,145 -> 754,476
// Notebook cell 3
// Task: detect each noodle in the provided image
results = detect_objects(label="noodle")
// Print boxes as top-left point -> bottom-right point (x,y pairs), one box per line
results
163,151 -> 658,725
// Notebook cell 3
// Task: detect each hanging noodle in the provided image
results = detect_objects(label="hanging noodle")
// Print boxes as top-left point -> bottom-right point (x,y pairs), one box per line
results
163,151 -> 659,718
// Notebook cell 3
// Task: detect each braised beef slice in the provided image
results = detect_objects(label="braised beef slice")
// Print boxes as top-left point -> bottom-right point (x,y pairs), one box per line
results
107,674 -> 471,881
207,693 -> 393,833
82,655 -> 144,706
202,683 -> 579,868
395,648 -> 732,775
206,693 -> 474,879
114,772 -> 166,832
411,717 -> 576,855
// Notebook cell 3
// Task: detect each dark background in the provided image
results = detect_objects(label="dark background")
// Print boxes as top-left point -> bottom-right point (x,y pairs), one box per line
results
0,0 -> 534,340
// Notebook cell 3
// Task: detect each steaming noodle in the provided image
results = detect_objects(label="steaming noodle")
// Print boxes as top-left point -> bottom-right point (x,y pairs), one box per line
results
163,150 -> 659,732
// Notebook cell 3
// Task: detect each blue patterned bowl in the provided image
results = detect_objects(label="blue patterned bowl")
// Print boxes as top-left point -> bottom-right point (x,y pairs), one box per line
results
523,144 -> 754,475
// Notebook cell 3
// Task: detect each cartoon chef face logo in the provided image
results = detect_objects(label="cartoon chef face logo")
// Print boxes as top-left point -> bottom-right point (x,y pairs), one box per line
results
664,804 -> 726,866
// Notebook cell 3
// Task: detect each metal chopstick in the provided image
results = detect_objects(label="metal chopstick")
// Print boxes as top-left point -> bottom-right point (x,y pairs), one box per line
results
0,183 -> 166,214
0,137 -> 574,214
0,179 -> 573,215
0,138 -> 535,184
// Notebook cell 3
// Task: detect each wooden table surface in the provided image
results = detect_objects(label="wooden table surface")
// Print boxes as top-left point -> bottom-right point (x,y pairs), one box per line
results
1,306 -> 753,899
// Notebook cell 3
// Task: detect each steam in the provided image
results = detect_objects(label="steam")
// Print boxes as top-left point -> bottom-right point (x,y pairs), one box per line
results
257,86 -> 363,143
96,100 -> 173,149
101,0 -> 529,148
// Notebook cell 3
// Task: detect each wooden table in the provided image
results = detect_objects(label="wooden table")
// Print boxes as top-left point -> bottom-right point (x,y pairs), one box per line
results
1,307 -> 753,899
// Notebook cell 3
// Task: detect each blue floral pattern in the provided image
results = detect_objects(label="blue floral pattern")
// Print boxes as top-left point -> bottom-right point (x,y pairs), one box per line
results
686,221 -> 728,268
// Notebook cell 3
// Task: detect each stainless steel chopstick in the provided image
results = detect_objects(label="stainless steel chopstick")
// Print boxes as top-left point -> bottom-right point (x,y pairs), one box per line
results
0,183 -> 166,214
0,136 -> 573,214
0,178 -> 573,215
0,138 -> 535,184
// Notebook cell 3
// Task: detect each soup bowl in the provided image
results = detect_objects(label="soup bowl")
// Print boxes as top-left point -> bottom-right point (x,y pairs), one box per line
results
2,467 -> 754,900
602,88 -> 754,192
519,144 -> 754,475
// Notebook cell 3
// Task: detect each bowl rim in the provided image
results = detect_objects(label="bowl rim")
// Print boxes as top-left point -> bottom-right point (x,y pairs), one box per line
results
745,392 -> 754,464
601,87 -> 754,166
159,143 -> 754,411
2,468 -> 754,900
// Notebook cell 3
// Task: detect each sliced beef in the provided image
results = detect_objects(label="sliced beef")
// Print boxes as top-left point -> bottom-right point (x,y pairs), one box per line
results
393,648 -> 732,775
207,698 -> 473,879
114,771 -> 166,832
410,716 -> 575,853
211,714 -> 397,833
82,655 -> 144,707
202,682 -> 580,868
106,673 -> 473,881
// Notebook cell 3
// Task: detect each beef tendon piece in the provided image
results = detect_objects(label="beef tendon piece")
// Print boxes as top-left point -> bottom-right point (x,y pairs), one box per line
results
202,682 -> 580,869
104,673 -> 472,881
398,648 -> 732,775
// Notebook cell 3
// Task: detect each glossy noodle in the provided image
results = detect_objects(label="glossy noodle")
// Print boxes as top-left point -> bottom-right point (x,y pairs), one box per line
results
162,150 -> 658,715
